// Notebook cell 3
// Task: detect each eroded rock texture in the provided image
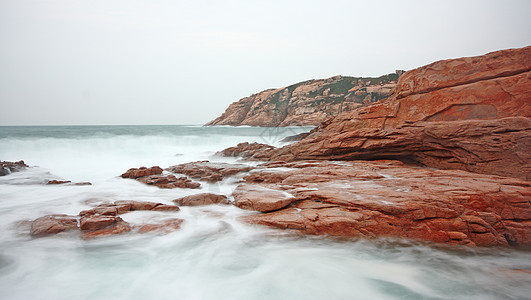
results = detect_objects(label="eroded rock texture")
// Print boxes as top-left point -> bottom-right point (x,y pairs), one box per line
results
266,46 -> 531,180
206,73 -> 401,126
239,161 -> 531,248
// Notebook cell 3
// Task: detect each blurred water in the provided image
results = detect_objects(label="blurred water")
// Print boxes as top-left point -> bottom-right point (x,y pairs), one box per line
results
0,125 -> 530,300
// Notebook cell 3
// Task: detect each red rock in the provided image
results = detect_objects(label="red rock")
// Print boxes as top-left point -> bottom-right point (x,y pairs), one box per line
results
219,143 -> 276,160
114,200 -> 160,211
0,160 -> 28,176
173,193 -> 229,206
120,166 -> 163,179
137,219 -> 184,233
151,204 -> 181,212
80,215 -> 117,231
206,74 -> 400,127
264,46 -> 531,180
233,184 -> 296,212
82,219 -> 131,239
72,182 -> 92,186
166,161 -> 254,182
388,46 -> 531,101
79,204 -> 119,217
136,174 -> 201,189
30,215 -> 78,237
239,160 -> 531,248
47,180 -> 71,184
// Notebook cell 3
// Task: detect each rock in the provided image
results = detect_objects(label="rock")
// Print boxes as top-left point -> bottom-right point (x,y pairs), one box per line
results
46,180 -> 92,185
137,219 -> 184,233
388,46 -> 531,101
120,166 -> 163,179
219,142 -> 276,160
80,201 -> 181,216
233,184 -> 296,212
0,160 -> 28,176
239,160 -> 531,248
120,166 -> 195,189
30,215 -> 78,237
280,132 -> 311,143
206,73 -> 400,127
82,219 -> 132,239
114,200 -> 160,211
166,161 -> 254,182
72,182 -> 92,186
151,205 -> 181,212
265,46 -> 531,180
173,193 -> 229,206
136,174 -> 201,189
80,215 -> 117,231
31,200 -> 181,239
47,180 -> 72,184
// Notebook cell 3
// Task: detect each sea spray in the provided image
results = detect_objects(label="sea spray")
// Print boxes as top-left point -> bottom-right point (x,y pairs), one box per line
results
0,125 -> 530,300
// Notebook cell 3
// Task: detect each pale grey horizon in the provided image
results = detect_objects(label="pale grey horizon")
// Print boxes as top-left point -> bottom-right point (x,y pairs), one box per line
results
1,0 -> 530,125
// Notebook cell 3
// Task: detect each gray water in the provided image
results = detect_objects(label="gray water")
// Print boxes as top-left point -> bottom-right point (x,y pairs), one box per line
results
0,125 -> 530,300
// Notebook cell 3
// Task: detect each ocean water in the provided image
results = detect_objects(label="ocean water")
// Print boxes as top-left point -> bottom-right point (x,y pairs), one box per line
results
0,125 -> 530,300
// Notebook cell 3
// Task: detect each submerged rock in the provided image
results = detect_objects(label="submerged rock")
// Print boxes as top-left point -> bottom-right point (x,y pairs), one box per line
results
82,218 -> 132,239
173,193 -> 229,206
32,200 -> 182,239
137,219 -> 184,234
0,160 -> 28,176
30,215 -> 78,237
120,166 -> 200,189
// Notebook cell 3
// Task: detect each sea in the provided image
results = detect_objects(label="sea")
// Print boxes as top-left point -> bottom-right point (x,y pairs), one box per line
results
0,125 -> 530,300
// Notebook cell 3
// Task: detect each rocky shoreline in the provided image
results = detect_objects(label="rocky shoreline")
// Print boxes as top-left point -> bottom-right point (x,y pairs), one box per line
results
14,46 -> 531,249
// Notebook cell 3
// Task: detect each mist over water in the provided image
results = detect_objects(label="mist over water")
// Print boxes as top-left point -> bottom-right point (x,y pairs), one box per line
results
1,125 -> 530,300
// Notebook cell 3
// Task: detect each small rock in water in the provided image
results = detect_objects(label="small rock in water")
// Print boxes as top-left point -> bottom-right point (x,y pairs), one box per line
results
173,193 -> 229,206
30,215 -> 78,237
0,160 -> 29,176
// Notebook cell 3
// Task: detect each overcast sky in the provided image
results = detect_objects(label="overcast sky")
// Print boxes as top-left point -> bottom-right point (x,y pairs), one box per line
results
1,0 -> 530,125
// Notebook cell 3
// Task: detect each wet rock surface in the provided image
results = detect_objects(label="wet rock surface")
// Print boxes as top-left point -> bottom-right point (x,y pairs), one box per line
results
121,166 -> 163,179
166,160 -> 254,182
173,193 -> 229,206
30,215 -> 78,236
238,160 -> 531,248
137,219 -> 184,234
31,200 -> 182,239
233,184 -> 295,212
0,160 -> 28,176
120,166 -> 201,189
136,174 -> 201,189
239,46 -> 531,180
219,142 -> 276,160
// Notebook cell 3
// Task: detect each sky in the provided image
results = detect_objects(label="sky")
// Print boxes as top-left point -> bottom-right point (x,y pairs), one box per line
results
0,0 -> 530,125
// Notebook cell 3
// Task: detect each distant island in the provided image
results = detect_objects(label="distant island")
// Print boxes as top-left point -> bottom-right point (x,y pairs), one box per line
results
206,72 -> 404,127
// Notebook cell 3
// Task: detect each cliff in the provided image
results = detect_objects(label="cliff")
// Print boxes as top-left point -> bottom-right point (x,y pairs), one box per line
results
266,46 -> 531,180
218,46 -> 531,248
206,73 -> 402,126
